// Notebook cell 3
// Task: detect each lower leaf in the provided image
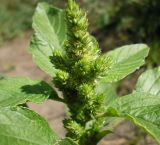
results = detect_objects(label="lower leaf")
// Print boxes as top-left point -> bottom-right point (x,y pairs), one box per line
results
0,77 -> 54,107
0,107 -> 59,145
105,92 -> 160,144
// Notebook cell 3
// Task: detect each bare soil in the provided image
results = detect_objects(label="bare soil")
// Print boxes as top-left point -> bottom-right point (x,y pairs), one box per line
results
0,34 -> 157,145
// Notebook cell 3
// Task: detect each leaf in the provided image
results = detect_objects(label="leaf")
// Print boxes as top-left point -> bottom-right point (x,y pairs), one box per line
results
95,81 -> 118,105
95,81 -> 121,132
105,92 -> 160,143
29,2 -> 66,77
136,67 -> 160,95
56,138 -> 78,145
103,117 -> 124,131
102,44 -> 149,83
0,77 -> 54,107
95,81 -> 123,135
0,107 -> 58,145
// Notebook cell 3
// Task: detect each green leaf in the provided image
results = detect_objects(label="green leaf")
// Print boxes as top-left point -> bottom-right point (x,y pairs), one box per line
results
102,44 -> 149,83
0,107 -> 58,145
95,81 -> 122,135
29,2 -> 66,77
95,81 -> 118,105
105,92 -> 160,144
0,77 -> 54,107
136,67 -> 160,95
56,138 -> 78,145
103,117 -> 124,131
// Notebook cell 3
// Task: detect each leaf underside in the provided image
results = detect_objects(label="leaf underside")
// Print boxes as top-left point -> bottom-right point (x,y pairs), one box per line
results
136,67 -> 160,95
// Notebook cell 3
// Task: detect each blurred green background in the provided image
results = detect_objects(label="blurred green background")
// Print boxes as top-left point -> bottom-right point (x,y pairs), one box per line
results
0,0 -> 159,66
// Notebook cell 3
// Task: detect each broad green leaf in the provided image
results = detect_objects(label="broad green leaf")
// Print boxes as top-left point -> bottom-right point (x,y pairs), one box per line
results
95,81 -> 122,134
95,81 -> 118,105
136,67 -> 160,95
105,92 -> 160,143
102,44 -> 149,83
103,117 -> 124,130
0,77 -> 54,107
0,107 -> 58,145
56,138 -> 78,145
29,2 -> 66,77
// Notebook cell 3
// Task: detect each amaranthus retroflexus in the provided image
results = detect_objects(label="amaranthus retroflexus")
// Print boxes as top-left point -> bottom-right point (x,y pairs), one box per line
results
50,0 -> 110,144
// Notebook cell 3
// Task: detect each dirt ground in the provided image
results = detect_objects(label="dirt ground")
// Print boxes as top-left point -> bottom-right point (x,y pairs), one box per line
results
0,34 -> 157,145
